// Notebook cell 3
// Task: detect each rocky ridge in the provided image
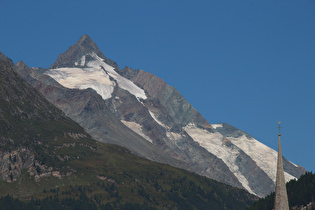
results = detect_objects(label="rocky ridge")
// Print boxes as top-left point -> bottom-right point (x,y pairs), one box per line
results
9,34 -> 306,197
0,57 -> 257,209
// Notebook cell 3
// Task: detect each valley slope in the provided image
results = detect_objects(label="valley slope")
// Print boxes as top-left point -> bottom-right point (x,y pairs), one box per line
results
0,53 -> 257,209
11,34 -> 306,197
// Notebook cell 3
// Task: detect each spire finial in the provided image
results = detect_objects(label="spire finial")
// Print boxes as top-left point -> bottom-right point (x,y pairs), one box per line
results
278,121 -> 281,136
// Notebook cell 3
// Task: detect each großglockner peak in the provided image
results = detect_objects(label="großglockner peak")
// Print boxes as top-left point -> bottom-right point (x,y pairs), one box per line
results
50,34 -> 118,69
16,34 -> 306,197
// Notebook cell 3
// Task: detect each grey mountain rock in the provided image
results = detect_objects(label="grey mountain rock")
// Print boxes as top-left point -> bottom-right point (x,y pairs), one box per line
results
129,70 -> 212,129
15,56 -> 244,191
121,67 -> 303,197
1,57 -> 258,208
14,63 -> 185,168
214,123 -> 305,179
213,123 -> 252,139
50,34 -> 118,69
9,34 -> 306,197
105,86 -> 243,187
0,52 -> 14,66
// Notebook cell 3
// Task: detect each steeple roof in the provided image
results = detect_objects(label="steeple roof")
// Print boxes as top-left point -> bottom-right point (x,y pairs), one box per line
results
274,123 -> 289,210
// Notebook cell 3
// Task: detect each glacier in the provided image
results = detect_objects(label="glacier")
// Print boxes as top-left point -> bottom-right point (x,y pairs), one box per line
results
184,123 -> 257,195
45,52 -> 147,101
121,120 -> 153,143
217,124 -> 297,183
186,123 -> 298,195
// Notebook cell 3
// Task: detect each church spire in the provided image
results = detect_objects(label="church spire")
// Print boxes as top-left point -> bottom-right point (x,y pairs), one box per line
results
274,122 -> 289,210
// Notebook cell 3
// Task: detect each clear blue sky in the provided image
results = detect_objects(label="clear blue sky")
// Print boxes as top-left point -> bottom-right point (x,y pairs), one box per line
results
1,0 -> 314,172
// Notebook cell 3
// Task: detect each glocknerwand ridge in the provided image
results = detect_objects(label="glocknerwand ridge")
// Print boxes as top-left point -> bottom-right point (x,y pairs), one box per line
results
13,34 -> 306,197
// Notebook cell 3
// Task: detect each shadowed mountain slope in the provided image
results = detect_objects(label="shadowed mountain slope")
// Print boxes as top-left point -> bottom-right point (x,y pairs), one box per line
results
7,34 -> 306,197
0,55 -> 258,209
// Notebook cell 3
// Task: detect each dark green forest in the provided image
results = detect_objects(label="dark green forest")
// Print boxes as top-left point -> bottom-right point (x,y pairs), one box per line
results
0,175 -> 254,210
249,172 -> 315,210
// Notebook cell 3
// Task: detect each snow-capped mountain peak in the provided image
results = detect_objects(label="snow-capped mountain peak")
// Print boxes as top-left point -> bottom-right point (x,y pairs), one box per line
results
21,34 -> 306,198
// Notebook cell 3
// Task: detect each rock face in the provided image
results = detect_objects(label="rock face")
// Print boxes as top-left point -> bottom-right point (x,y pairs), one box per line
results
0,59 -> 95,182
50,34 -> 118,69
0,52 -> 14,66
0,147 -> 34,182
14,61 -> 187,170
10,34 -> 306,197
130,70 -> 212,128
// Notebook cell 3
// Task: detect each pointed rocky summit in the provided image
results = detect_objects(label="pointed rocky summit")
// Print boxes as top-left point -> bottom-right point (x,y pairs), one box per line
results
50,34 -> 117,69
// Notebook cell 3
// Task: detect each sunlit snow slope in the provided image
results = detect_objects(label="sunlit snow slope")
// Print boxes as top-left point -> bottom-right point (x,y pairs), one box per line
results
212,124 -> 296,183
184,123 -> 256,195
46,53 -> 146,100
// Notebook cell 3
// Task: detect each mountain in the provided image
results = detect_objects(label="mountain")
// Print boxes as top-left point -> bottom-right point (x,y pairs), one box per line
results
13,60 -> 185,169
0,56 -> 257,209
50,34 -> 118,70
12,34 -> 306,197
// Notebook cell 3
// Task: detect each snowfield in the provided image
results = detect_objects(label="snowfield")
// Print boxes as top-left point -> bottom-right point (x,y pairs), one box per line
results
219,127 -> 297,183
211,124 -> 223,129
183,123 -> 256,195
45,52 -> 146,100
46,67 -> 115,100
184,123 -> 299,196
121,120 -> 153,143
86,53 -> 147,99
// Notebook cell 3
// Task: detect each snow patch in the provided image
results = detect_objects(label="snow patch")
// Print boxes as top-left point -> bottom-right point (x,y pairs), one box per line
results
211,124 -> 223,129
289,161 -> 298,168
86,53 -> 147,99
79,55 -> 86,66
149,111 -> 183,141
183,123 -> 256,195
45,67 -> 115,100
46,52 -> 147,101
148,111 -> 168,129
166,132 -> 182,141
285,172 -> 297,183
122,120 -> 153,143
226,135 -> 298,183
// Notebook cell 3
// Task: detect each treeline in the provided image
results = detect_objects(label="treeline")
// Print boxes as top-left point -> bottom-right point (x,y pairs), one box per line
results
249,172 -> 315,209
0,193 -> 97,210
0,174 -> 255,210
0,193 -> 154,210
